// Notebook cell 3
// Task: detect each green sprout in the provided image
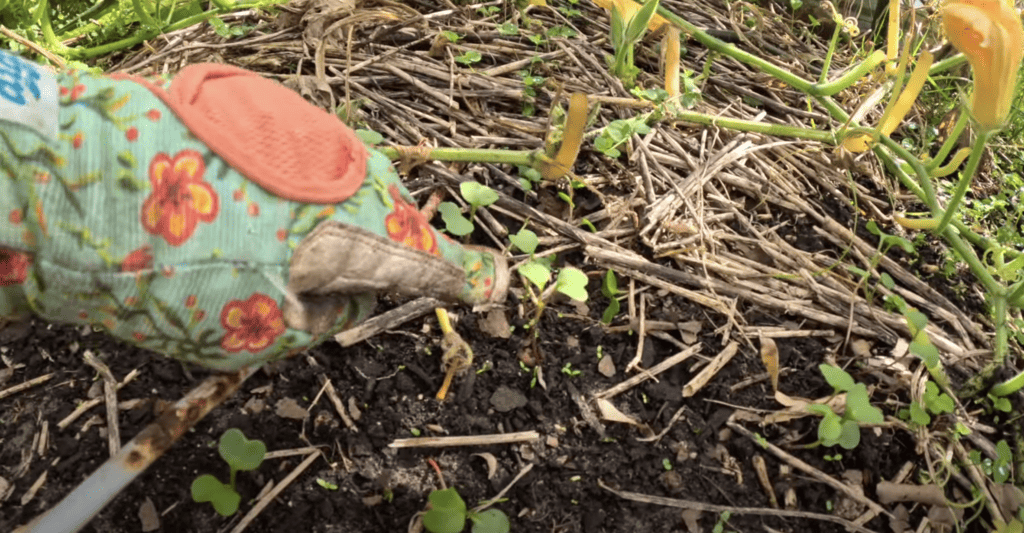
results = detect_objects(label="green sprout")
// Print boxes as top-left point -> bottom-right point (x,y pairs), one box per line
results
510,226 -> 589,328
438,182 -> 498,237
806,365 -> 884,450
191,428 -> 267,516
900,380 -> 955,426
594,115 -> 652,158
560,362 -> 581,377
422,487 -> 510,533
601,269 -> 621,325
455,50 -> 482,66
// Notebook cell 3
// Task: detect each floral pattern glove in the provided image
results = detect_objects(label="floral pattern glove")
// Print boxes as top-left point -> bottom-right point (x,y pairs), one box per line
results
0,50 -> 508,371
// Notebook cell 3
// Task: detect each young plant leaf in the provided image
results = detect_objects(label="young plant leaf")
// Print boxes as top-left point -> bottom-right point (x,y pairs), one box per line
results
438,202 -> 474,236
218,428 -> 266,472
556,267 -> 589,301
423,488 -> 468,533
819,364 -> 856,392
191,474 -> 241,517
837,419 -> 862,450
846,383 -> 884,424
460,182 -> 499,208
519,260 -> 551,290
471,508 -> 511,533
509,229 -> 539,255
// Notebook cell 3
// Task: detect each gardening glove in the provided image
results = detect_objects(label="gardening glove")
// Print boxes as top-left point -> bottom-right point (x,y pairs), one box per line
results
0,49 -> 509,371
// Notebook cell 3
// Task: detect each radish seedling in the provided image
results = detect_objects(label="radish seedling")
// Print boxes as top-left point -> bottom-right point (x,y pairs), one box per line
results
191,428 -> 266,516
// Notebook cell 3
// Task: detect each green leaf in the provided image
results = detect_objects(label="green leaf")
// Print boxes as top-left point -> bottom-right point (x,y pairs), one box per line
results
518,260 -> 550,290
556,267 -> 589,301
837,419 -> 861,450
460,182 -> 498,208
437,202 -> 474,236
601,298 -> 620,325
456,50 -> 483,66
819,364 -> 855,392
846,384 -> 884,424
355,129 -> 384,145
471,509 -> 511,533
509,229 -> 539,255
909,402 -> 931,426
817,411 -> 842,443
905,310 -> 928,337
423,488 -> 468,533
909,337 -> 940,369
316,478 -> 338,491
218,428 -> 266,472
601,270 -> 618,298
191,474 -> 241,516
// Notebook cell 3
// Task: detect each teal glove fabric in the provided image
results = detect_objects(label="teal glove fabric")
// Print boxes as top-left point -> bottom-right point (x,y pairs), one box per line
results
0,49 -> 508,370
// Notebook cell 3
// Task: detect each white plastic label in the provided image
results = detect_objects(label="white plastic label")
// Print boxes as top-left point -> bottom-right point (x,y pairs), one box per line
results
0,51 -> 59,140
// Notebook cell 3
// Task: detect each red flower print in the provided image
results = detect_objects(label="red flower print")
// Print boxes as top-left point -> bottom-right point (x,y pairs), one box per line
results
384,185 -> 439,256
121,245 -> 153,272
185,294 -> 197,308
276,229 -> 287,242
146,109 -> 161,121
61,84 -> 85,101
0,249 -> 30,286
141,150 -> 219,246
132,332 -> 146,341
9,209 -> 22,224
72,131 -> 83,149
161,265 -> 175,278
247,202 -> 259,217
220,293 -> 286,353
233,189 -> 244,201
126,127 -> 139,142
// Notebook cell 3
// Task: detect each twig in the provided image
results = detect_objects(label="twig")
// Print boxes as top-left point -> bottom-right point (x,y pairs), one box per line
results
230,451 -> 321,533
597,479 -> 877,533
389,431 -> 539,448
0,373 -> 54,401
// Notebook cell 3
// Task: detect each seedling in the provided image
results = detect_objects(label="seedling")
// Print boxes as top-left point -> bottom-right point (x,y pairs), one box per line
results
899,380 -> 955,426
422,487 -> 510,533
594,114 -> 652,158
191,428 -> 267,516
438,182 -> 498,237
455,50 -> 482,66
560,362 -> 581,377
601,269 -> 621,325
806,365 -> 884,450
510,226 -> 589,328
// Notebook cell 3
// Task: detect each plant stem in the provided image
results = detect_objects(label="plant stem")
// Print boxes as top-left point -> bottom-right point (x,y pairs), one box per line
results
378,146 -> 540,166
812,51 -> 887,96
934,129 -> 993,235
670,111 -> 836,142
925,111 -> 969,172
819,20 -> 842,84
989,369 -> 1024,397
36,0 -> 69,55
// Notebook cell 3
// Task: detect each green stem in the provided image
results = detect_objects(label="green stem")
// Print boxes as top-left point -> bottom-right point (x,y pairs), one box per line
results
990,369 -> 1024,397
377,146 -> 540,166
670,110 -> 836,142
819,19 -> 843,85
656,7 -> 814,94
131,0 -> 161,31
64,0 -> 279,59
934,129 -> 993,235
811,50 -> 887,96
928,52 -> 968,75
925,111 -> 969,172
36,0 -> 69,54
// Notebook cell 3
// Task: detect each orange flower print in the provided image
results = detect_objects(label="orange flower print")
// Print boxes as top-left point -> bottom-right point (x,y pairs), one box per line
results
141,150 -> 219,246
0,249 -> 30,286
126,127 -> 139,142
384,185 -> 439,255
220,293 -> 286,354
72,131 -> 83,149
9,209 -> 22,224
121,245 -> 153,272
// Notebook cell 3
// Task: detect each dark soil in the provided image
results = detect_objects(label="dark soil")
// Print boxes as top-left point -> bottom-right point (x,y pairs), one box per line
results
4,279 -> 914,533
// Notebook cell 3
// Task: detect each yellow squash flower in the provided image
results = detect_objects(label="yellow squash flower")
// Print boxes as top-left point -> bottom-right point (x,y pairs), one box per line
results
940,0 -> 1024,131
